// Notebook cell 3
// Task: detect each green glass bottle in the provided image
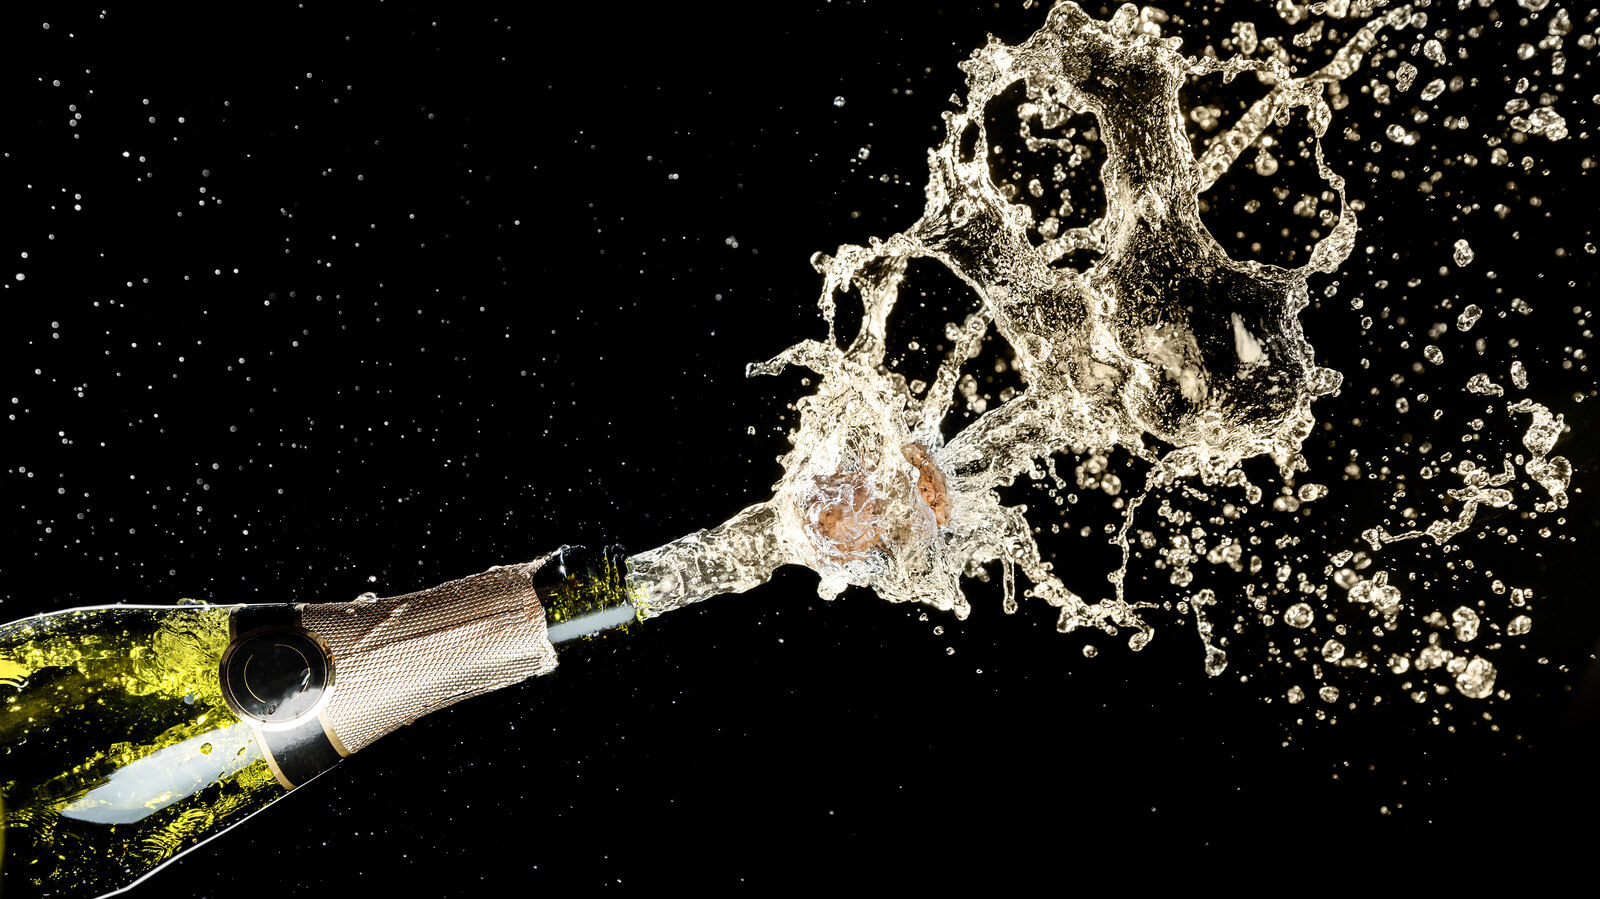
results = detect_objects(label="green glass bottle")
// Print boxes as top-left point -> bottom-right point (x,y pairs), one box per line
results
0,545 -> 634,898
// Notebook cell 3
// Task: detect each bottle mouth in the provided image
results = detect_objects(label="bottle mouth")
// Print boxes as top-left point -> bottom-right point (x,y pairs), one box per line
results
536,543 -> 640,643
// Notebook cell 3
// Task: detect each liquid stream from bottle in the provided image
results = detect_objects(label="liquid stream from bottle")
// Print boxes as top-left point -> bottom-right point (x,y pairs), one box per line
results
624,0 -> 1576,705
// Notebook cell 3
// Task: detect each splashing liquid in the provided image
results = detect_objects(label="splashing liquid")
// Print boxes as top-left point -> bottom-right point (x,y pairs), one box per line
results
628,0 -> 1580,711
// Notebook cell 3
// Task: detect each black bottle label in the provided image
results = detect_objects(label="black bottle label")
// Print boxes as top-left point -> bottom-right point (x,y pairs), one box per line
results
221,606 -> 344,789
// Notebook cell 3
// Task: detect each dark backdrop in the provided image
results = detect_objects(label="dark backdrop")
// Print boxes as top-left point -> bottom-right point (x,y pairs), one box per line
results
4,1 -> 1596,893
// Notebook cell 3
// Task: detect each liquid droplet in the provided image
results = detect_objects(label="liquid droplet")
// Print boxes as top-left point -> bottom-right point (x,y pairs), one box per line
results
1284,603 -> 1314,629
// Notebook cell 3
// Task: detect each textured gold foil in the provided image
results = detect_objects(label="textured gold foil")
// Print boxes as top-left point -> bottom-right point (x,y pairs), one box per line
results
301,559 -> 560,754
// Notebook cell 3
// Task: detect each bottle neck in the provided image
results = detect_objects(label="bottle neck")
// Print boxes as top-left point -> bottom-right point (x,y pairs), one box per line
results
536,546 -> 640,644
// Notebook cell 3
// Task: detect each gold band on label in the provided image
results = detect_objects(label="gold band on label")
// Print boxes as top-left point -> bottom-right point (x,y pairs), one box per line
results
252,713 -> 350,791
322,713 -> 353,759
257,736 -> 294,792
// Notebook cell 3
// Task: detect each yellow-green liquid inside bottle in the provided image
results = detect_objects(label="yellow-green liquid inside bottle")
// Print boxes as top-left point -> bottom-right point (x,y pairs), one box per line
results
543,554 -> 643,642
1,606 -> 286,897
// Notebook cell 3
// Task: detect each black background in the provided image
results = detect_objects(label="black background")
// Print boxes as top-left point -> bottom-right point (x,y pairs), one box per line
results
4,1 -> 1597,893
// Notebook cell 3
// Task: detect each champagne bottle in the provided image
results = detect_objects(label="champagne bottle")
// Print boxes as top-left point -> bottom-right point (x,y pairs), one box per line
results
0,544 -> 634,898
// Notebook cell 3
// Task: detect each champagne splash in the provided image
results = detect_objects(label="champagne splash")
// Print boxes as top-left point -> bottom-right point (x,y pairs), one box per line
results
629,1 -> 1579,711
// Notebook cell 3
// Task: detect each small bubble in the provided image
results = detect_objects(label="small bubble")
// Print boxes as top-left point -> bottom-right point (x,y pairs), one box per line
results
1396,62 -> 1417,92
1284,603 -> 1314,629
1455,657 -> 1497,699
1466,373 -> 1503,396
1296,483 -> 1328,502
